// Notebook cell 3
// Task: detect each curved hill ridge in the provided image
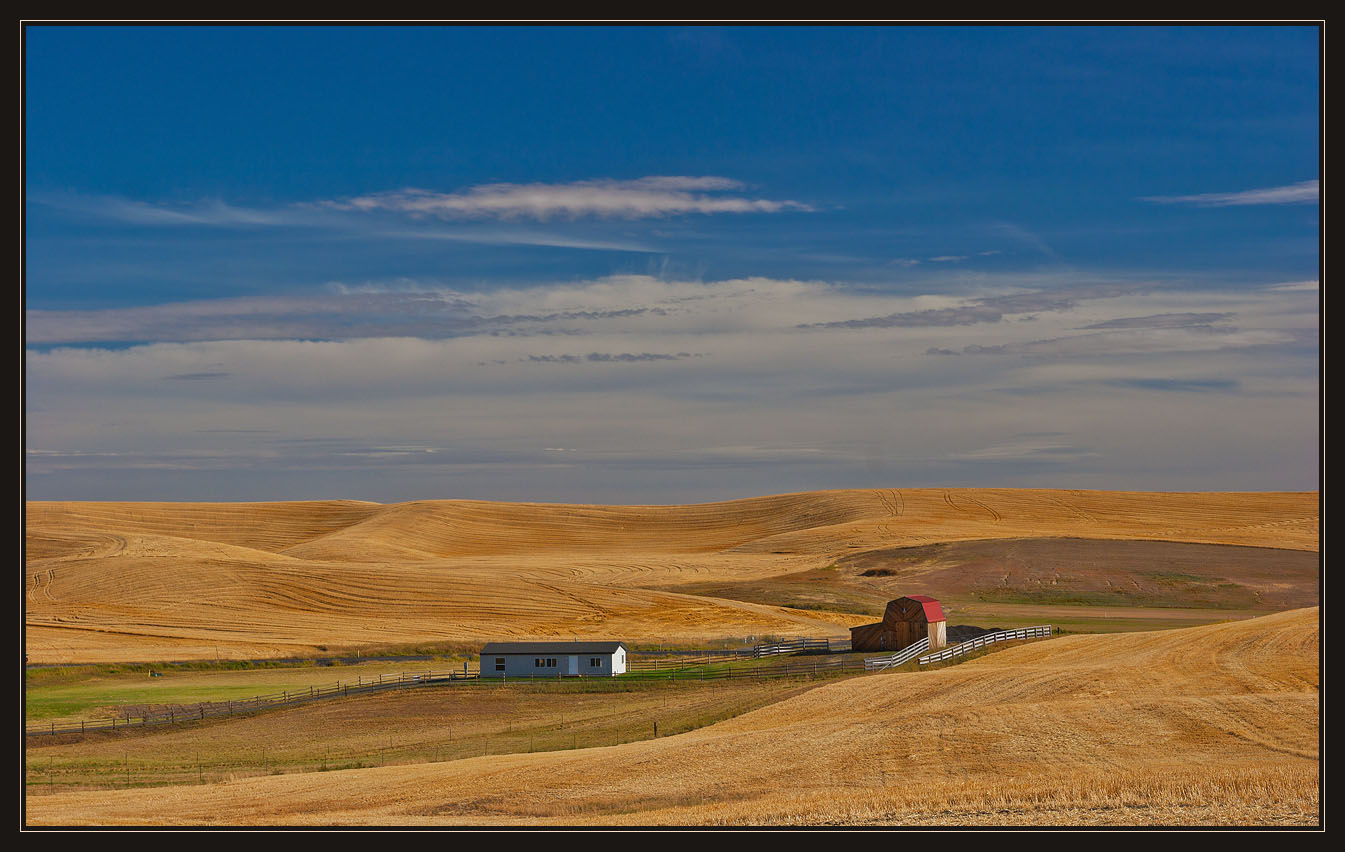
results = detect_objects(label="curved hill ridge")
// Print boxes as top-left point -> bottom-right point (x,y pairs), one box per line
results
280,491 -> 893,560
26,500 -> 382,560
27,489 -> 1322,563
25,607 -> 1320,826
24,489 -> 1320,663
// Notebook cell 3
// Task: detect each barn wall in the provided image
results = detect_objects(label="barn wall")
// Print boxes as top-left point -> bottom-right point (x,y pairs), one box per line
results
928,620 -> 947,649
850,622 -> 886,652
851,621 -> 927,653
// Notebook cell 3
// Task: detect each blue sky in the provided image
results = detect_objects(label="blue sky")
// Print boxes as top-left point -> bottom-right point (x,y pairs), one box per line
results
25,25 -> 1321,502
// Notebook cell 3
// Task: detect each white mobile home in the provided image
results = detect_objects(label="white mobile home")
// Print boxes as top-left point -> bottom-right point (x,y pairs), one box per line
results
480,641 -> 628,678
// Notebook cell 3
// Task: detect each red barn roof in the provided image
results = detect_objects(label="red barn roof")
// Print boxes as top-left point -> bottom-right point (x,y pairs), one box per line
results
905,595 -> 945,623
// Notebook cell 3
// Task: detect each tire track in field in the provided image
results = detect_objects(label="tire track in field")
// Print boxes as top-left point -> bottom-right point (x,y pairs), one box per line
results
873,490 -> 904,540
1045,494 -> 1097,524
964,494 -> 1001,523
944,490 -> 1000,523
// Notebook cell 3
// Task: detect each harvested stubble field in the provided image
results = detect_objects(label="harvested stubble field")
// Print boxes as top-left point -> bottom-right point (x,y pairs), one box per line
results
24,660 -> 474,726
24,489 -> 1319,662
25,607 -> 1319,826
25,676 -> 828,793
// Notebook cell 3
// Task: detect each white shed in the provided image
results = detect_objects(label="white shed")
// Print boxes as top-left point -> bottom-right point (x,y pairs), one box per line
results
480,640 -> 628,678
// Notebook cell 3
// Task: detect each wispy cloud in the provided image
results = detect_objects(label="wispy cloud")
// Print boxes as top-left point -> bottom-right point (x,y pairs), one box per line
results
32,193 -> 307,227
31,192 -> 662,253
324,176 -> 813,221
890,250 -> 1000,268
524,352 -> 698,364
958,325 -> 1295,358
377,227 -> 657,252
24,289 -> 678,345
1102,378 -> 1240,393
25,271 -> 1320,499
990,222 -> 1059,259
799,283 -> 1149,330
1082,312 -> 1235,330
1142,179 -> 1319,207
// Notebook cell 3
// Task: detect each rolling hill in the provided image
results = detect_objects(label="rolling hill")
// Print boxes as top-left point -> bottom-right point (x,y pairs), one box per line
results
25,607 -> 1320,826
24,489 -> 1319,663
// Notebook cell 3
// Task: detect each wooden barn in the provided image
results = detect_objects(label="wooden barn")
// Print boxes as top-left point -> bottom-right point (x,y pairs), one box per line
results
850,595 -> 947,653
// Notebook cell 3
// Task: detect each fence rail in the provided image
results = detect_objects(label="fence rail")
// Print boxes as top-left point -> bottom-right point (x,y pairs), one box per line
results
626,651 -> 752,672
918,625 -> 1052,666
27,629 -> 1053,737
25,667 -> 479,737
618,658 -> 869,682
750,637 -> 833,658
626,637 -> 835,672
862,637 -> 930,672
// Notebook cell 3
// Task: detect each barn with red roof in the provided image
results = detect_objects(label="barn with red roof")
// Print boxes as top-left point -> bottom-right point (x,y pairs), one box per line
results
850,595 -> 948,653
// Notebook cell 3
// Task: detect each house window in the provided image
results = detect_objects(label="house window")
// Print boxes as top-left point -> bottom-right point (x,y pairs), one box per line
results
495,657 -> 505,671
589,657 -> 602,667
536,657 -> 556,668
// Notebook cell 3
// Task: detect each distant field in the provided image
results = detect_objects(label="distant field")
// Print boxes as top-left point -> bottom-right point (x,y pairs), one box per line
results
25,607 -> 1319,826
24,489 -> 1319,663
663,537 -> 1319,633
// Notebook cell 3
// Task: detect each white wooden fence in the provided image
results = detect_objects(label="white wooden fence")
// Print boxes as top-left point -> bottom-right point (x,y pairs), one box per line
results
918,625 -> 1052,666
751,637 -> 832,658
862,637 -> 930,672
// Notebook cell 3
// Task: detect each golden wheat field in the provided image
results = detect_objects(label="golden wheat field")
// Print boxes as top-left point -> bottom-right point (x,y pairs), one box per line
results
24,489 -> 1319,663
24,607 -> 1319,826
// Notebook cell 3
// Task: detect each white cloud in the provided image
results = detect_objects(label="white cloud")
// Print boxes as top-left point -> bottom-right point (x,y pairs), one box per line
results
24,273 -> 1320,498
31,192 -> 662,253
325,176 -> 813,221
1142,179 -> 1319,207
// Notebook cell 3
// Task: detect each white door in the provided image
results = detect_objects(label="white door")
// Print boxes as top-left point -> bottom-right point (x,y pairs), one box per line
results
566,655 -> 579,676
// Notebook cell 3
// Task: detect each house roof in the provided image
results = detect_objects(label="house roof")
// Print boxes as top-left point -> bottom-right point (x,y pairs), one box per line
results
905,595 -> 946,623
480,641 -> 628,656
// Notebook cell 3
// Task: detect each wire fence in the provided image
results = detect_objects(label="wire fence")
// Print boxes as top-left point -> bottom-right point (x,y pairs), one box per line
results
23,698 -> 791,796
25,668 -> 479,737
26,629 -> 1051,739
627,637 -> 837,672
